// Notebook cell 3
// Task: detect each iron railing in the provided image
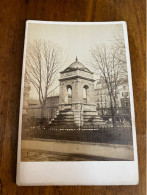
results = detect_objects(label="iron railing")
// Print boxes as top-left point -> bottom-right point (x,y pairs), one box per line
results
22,125 -> 133,145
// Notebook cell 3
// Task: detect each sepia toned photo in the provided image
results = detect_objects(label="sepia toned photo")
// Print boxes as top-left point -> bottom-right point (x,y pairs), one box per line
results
21,22 -> 134,162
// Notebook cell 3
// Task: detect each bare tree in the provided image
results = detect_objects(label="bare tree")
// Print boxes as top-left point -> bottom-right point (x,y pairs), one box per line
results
26,40 -> 64,119
91,37 -> 127,127
113,32 -> 127,66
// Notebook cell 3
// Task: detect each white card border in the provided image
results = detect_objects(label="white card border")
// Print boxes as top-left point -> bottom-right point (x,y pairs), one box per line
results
16,21 -> 139,186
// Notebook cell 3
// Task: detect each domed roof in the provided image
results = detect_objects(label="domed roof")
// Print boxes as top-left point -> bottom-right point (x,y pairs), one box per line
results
60,57 -> 93,74
69,57 -> 85,69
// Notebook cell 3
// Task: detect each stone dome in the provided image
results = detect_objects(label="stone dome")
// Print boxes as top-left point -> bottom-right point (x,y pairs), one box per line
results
60,57 -> 93,74
69,57 -> 85,69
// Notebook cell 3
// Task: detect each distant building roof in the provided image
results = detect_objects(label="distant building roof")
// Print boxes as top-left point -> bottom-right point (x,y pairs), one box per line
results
96,78 -> 128,85
28,98 -> 39,105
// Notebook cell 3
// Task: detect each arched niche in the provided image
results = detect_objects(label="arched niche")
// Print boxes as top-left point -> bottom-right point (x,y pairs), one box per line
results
83,85 -> 89,104
67,85 -> 72,104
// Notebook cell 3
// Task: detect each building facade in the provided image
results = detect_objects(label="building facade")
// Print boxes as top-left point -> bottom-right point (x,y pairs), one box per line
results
27,96 -> 59,121
94,78 -> 131,124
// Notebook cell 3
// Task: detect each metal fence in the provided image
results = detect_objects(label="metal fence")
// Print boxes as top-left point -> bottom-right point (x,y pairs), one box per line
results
22,125 -> 133,145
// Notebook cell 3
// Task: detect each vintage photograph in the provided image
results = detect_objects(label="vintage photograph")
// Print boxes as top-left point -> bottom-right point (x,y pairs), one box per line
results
21,22 -> 134,161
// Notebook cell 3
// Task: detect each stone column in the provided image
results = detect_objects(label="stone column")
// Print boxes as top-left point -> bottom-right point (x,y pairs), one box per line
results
89,83 -> 96,104
59,82 -> 68,110
72,103 -> 83,127
72,80 -> 79,103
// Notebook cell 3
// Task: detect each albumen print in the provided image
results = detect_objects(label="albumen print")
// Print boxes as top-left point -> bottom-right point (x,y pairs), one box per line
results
21,22 -> 134,161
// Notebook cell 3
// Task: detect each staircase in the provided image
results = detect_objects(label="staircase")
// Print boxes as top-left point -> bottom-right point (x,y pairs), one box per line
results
49,109 -> 106,127
49,109 -> 75,126
83,111 -> 106,126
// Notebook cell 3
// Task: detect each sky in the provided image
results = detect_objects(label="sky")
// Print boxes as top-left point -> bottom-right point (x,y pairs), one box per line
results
25,22 -> 124,99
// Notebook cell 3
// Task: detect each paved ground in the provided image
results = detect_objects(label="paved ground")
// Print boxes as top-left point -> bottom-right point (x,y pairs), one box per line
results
22,148 -> 130,161
21,139 -> 134,161
22,148 -> 98,161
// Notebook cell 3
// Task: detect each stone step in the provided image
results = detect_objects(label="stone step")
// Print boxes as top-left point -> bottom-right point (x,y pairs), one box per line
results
59,114 -> 74,118
52,119 -> 105,124
83,112 -> 99,116
58,114 -> 74,117
49,122 -> 75,126
59,111 -> 73,115
83,118 -> 104,122
83,115 -> 100,118
55,115 -> 74,120
56,118 -> 74,122
83,122 -> 106,126
83,115 -> 102,120
51,117 -> 75,122
57,119 -> 104,123
83,116 -> 103,119
60,117 -> 74,120
56,115 -> 74,119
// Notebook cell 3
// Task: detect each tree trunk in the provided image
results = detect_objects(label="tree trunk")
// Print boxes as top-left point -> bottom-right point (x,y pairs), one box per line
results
41,107 -> 45,119
39,105 -> 46,129
40,100 -> 46,119
111,106 -> 116,128
111,112 -> 116,127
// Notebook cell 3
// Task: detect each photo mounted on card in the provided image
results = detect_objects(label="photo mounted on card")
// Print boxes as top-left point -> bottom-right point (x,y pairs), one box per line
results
16,21 -> 138,185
